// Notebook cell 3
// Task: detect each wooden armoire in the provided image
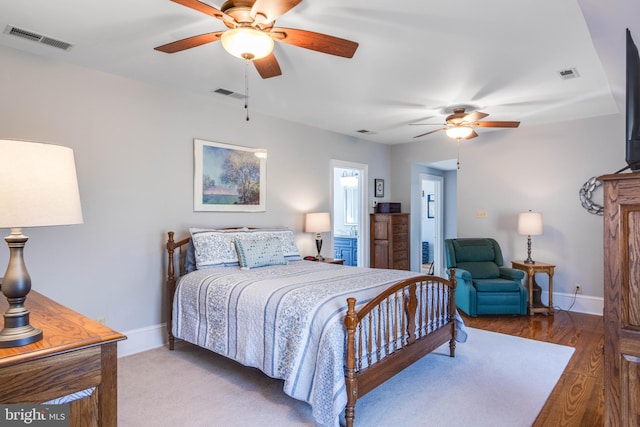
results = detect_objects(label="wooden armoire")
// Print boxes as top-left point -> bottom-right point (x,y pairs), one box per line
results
601,172 -> 640,426
369,213 -> 410,270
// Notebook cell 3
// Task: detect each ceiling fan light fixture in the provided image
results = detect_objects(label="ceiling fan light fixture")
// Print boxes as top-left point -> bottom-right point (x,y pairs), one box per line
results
445,126 -> 474,140
221,28 -> 274,60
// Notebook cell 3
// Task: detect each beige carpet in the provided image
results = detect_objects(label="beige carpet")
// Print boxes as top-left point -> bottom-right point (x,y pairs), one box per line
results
118,328 -> 574,426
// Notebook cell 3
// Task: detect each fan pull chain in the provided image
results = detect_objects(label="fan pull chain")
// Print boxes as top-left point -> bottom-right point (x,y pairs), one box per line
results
244,58 -> 250,121
457,139 -> 461,170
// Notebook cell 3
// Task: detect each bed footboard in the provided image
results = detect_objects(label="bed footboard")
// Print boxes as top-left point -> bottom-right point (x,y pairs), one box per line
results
344,270 -> 457,427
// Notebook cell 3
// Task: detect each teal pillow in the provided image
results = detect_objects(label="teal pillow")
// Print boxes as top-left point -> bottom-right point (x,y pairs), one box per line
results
235,237 -> 288,270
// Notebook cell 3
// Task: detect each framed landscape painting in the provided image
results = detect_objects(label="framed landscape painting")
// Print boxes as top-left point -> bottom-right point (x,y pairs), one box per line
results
194,139 -> 267,212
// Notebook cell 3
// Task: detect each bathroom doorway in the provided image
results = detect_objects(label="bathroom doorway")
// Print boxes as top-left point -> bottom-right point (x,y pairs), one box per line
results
331,160 -> 368,266
420,174 -> 444,276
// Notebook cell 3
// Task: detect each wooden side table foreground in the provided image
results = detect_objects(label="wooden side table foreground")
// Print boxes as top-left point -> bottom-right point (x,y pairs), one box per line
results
511,260 -> 555,315
0,291 -> 126,426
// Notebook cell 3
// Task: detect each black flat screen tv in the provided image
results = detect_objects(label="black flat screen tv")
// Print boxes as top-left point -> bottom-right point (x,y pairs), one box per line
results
626,29 -> 640,171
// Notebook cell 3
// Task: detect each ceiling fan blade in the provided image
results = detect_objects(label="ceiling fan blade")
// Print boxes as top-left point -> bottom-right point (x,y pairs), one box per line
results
474,121 -> 521,128
170,0 -> 233,22
253,53 -> 282,79
462,111 -> 489,123
413,128 -> 446,139
251,0 -> 301,24
466,130 -> 479,139
154,32 -> 224,53
272,28 -> 359,58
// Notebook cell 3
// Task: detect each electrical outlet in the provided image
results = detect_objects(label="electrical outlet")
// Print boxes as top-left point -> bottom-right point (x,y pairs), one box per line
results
574,284 -> 581,294
476,210 -> 488,218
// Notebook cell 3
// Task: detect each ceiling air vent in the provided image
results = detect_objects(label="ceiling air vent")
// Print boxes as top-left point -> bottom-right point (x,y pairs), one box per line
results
558,68 -> 580,80
356,129 -> 376,135
4,25 -> 73,51
212,88 -> 246,100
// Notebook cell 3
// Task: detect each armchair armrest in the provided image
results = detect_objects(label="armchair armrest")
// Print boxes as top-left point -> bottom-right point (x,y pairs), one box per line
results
452,267 -> 472,282
498,267 -> 525,281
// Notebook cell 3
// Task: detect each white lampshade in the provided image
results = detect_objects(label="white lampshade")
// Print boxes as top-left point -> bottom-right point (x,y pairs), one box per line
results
0,139 -> 83,228
221,28 -> 274,60
445,126 -> 474,140
305,212 -> 331,233
518,211 -> 543,236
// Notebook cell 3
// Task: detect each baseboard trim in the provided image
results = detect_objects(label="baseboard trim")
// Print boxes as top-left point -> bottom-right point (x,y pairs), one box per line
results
545,291 -> 603,316
118,323 -> 167,358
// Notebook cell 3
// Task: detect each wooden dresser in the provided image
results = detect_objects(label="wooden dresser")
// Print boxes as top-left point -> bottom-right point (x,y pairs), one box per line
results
370,213 -> 410,270
0,290 -> 126,426
600,172 -> 640,426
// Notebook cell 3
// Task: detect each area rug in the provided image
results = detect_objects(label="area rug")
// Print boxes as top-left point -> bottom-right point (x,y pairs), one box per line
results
118,328 -> 574,427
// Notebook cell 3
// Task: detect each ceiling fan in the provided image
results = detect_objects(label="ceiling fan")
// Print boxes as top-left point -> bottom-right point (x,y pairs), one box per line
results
154,0 -> 359,79
412,107 -> 520,140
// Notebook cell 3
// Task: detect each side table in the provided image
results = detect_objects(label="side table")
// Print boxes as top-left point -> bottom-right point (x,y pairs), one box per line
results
511,260 -> 555,315
315,258 -> 345,265
0,291 -> 126,426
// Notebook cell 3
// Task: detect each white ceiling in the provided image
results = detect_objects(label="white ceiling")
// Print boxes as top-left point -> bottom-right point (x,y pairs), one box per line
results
0,0 -> 637,145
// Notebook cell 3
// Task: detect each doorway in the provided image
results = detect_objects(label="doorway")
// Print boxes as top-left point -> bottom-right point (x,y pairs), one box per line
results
331,160 -> 368,266
420,174 -> 444,276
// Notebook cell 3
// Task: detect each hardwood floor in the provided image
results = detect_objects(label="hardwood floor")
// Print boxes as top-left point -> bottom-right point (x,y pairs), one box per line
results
461,309 -> 604,427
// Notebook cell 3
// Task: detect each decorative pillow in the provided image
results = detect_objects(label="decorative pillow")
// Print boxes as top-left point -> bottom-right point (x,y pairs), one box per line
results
188,227 -> 302,270
236,228 -> 302,262
185,238 -> 197,273
189,228 -> 248,269
235,237 -> 288,269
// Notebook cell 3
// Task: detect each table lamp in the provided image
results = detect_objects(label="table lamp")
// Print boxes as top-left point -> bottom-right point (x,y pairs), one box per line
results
305,212 -> 331,261
0,139 -> 83,347
517,210 -> 543,264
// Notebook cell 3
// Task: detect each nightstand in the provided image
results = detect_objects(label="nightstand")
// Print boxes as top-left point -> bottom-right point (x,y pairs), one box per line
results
316,258 -> 344,265
511,260 -> 555,315
0,291 -> 126,426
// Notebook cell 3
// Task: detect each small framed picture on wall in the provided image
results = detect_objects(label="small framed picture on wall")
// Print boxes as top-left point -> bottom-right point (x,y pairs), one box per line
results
375,179 -> 384,198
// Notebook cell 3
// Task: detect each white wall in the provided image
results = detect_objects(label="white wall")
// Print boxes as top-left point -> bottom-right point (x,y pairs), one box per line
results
391,113 -> 624,315
0,46 -> 391,353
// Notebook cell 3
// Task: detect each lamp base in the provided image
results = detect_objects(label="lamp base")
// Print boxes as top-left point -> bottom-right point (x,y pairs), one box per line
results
0,324 -> 42,348
315,237 -> 324,261
0,300 -> 42,347
0,229 -> 43,348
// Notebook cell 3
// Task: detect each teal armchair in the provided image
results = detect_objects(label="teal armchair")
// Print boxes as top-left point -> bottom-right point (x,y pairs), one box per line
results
445,238 -> 528,316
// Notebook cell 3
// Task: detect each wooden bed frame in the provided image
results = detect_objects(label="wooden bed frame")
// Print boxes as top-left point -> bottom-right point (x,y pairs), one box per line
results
166,231 -> 457,427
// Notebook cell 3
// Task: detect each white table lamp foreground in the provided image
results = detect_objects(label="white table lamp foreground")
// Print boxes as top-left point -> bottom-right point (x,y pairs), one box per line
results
517,210 -> 543,264
0,139 -> 83,347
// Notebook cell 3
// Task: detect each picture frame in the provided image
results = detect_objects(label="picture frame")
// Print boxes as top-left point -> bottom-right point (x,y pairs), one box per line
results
194,139 -> 267,212
427,194 -> 435,219
375,178 -> 384,198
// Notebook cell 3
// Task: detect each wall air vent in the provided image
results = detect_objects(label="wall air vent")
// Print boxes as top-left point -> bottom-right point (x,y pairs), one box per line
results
558,68 -> 580,80
212,88 -> 246,100
4,25 -> 74,51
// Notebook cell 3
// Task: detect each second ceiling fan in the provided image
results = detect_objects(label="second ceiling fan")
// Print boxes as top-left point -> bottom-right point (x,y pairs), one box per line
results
154,0 -> 359,79
412,107 -> 520,140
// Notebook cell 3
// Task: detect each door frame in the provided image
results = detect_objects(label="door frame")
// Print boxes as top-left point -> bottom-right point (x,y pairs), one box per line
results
419,173 -> 444,276
331,160 -> 369,267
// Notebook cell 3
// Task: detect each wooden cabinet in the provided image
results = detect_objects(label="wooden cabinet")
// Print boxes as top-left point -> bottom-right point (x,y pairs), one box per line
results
370,213 -> 410,270
600,172 -> 640,426
0,291 -> 126,426
334,237 -> 358,266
